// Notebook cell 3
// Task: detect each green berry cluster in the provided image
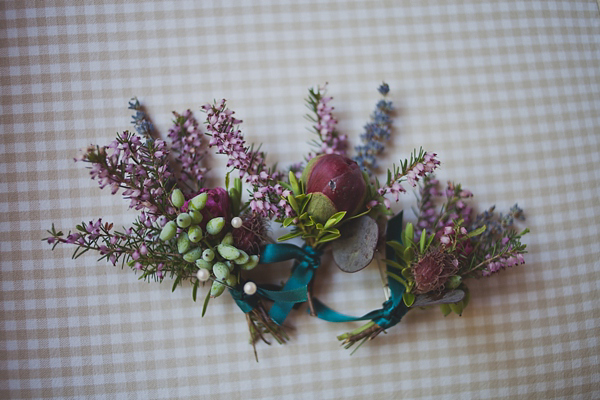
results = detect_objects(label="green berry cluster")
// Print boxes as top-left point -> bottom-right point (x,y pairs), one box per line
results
159,188 -> 259,298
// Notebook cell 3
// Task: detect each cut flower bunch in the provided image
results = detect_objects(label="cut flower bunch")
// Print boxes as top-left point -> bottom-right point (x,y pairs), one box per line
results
45,84 -> 528,358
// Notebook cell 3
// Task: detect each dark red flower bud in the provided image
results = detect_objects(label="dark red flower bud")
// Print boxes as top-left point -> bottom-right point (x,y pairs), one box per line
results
302,154 -> 367,223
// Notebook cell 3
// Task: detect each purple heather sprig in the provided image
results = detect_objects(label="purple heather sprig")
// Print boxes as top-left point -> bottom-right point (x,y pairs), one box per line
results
168,109 -> 207,191
77,131 -> 174,221
354,83 -> 394,174
305,84 -> 348,159
373,149 -> 440,209
201,100 -> 290,219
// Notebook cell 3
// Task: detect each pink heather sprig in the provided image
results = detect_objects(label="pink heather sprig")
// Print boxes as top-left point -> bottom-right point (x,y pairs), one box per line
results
373,149 -> 440,209
77,131 -> 174,221
44,215 -> 184,282
168,109 -> 207,191
306,84 -> 348,159
202,100 -> 289,218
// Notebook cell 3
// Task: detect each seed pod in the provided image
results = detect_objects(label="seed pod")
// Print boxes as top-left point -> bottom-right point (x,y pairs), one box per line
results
183,248 -> 203,263
225,274 -> 237,287
171,188 -> 185,208
225,260 -> 234,272
195,259 -> 212,270
188,225 -> 203,243
177,233 -> 191,254
206,217 -> 225,235
176,213 -> 192,228
189,209 -> 203,224
240,255 -> 259,270
210,281 -> 226,298
221,232 -> 234,245
190,192 -> 208,211
212,262 -> 230,280
217,244 -> 240,260
159,221 -> 177,241
202,248 -> 215,262
233,249 -> 249,265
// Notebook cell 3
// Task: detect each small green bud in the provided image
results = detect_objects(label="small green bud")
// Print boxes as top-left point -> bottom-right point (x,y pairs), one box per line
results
171,188 -> 185,208
217,244 -> 240,260
190,192 -> 208,211
202,248 -> 215,262
446,275 -> 462,290
240,255 -> 259,271
195,259 -> 212,270
159,221 -> 177,241
206,217 -> 225,236
212,262 -> 230,280
225,260 -> 234,272
188,225 -> 203,243
176,213 -> 192,228
225,274 -> 237,287
210,281 -> 226,297
221,232 -> 234,245
183,247 -> 203,263
233,249 -> 249,265
189,209 -> 203,224
177,233 -> 191,254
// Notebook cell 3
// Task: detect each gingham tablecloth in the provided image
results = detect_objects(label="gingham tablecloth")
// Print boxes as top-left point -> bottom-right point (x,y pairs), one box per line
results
1,1 -> 599,399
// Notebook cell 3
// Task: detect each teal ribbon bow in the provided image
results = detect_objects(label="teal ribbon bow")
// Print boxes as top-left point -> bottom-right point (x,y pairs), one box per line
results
261,243 -> 322,325
227,243 -> 321,325
313,211 -> 410,330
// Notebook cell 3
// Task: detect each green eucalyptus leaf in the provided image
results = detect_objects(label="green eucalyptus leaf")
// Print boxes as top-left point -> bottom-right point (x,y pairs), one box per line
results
332,216 -> 378,273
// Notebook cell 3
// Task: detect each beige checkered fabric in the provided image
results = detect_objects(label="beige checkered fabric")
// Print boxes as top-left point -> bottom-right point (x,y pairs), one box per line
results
2,1 -> 599,398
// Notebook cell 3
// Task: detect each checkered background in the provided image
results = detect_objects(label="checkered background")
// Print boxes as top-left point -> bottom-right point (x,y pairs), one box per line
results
2,1 -> 599,398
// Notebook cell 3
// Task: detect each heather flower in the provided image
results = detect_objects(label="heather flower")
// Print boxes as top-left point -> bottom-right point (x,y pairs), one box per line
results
306,84 -> 348,158
168,109 -> 207,190
376,150 -> 440,208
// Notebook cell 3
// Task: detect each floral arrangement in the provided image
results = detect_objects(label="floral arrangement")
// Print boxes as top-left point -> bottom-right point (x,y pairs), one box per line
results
45,84 -> 528,359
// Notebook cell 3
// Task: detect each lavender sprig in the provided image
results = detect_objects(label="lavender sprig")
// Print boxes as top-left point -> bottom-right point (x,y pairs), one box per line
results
128,97 -> 154,138
354,83 -> 394,174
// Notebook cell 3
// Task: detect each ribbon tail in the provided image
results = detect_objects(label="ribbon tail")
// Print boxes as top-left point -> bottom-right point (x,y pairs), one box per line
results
268,260 -> 315,325
312,298 -> 384,322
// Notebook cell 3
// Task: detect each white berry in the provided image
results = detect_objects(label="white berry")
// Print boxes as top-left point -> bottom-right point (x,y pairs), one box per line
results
243,281 -> 257,295
231,217 -> 243,229
196,269 -> 210,282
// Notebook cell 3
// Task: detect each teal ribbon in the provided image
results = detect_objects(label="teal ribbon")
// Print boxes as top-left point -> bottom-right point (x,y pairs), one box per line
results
313,211 -> 410,330
262,243 -> 322,325
227,243 -> 321,325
